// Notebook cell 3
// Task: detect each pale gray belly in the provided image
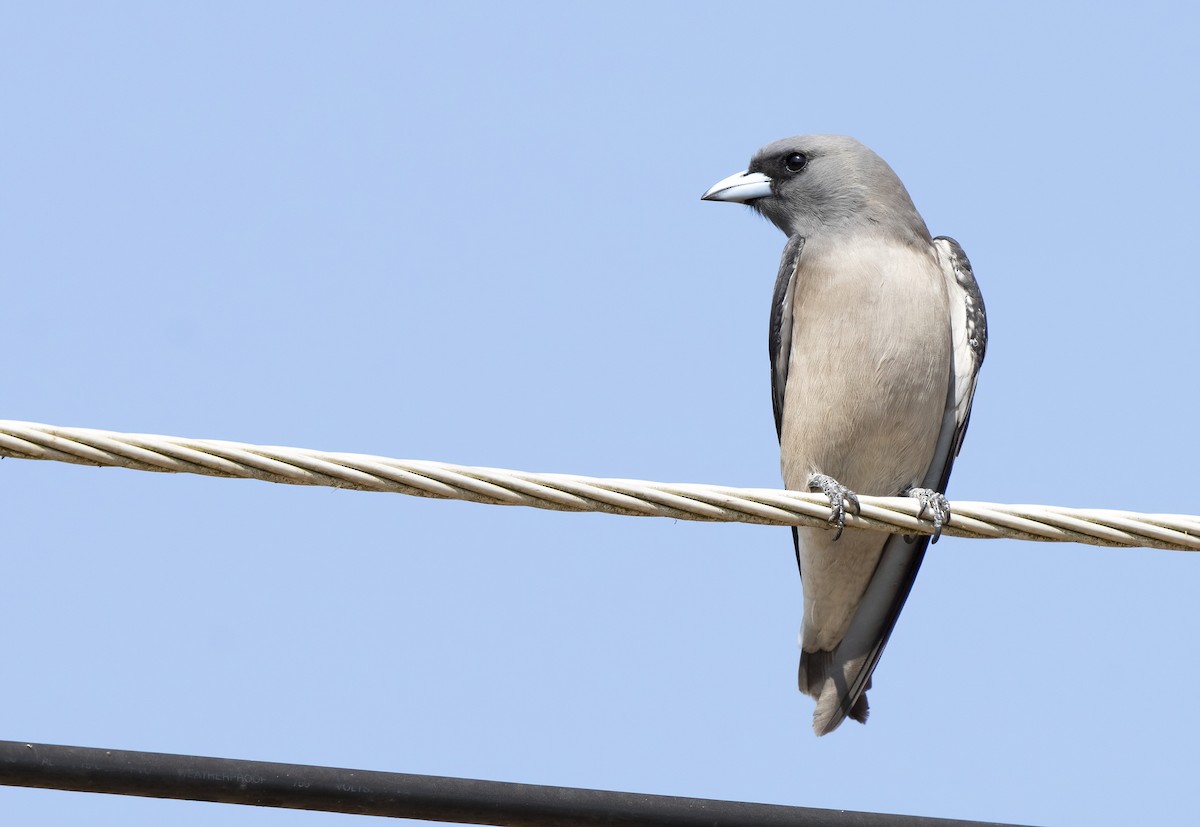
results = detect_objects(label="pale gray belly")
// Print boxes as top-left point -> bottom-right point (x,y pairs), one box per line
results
778,241 -> 952,650
779,246 -> 951,495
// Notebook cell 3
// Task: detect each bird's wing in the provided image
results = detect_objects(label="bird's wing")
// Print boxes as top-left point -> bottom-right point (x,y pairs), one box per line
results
810,236 -> 987,735
767,235 -> 806,567
930,236 -> 988,489
769,235 -> 806,440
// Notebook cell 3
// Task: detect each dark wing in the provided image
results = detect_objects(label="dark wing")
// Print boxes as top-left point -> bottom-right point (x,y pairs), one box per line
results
814,236 -> 987,734
930,235 -> 988,489
769,235 -> 806,439
767,236 -> 806,568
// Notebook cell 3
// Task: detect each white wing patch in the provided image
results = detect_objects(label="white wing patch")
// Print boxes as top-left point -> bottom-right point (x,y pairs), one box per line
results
934,237 -> 987,471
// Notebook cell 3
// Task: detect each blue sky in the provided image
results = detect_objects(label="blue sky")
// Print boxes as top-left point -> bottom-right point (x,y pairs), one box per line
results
3,3 -> 1198,825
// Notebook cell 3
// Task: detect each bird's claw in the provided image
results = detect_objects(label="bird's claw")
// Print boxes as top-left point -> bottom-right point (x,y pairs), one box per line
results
807,473 -> 861,541
905,487 -> 951,543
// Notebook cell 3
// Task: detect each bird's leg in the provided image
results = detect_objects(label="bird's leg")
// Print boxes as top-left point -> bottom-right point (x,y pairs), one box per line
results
807,473 -> 861,541
904,487 -> 951,543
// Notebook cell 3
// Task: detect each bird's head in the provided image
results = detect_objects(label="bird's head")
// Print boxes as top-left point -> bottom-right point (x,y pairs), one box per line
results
702,135 -> 929,243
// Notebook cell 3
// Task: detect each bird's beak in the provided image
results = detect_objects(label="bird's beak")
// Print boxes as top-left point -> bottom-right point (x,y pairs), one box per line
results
701,170 -> 773,203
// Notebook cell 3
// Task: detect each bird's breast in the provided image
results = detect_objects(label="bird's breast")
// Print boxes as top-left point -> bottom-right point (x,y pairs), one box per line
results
779,237 -> 952,496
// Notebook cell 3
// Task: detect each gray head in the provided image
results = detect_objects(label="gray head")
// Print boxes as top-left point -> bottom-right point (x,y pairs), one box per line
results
702,135 -> 930,244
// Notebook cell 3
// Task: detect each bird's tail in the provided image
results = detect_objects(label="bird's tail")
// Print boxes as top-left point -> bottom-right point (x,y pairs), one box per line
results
799,650 -> 871,735
797,532 -> 930,736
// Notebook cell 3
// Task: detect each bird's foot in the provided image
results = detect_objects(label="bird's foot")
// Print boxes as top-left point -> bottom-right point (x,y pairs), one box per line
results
807,473 -> 860,541
904,487 -> 951,543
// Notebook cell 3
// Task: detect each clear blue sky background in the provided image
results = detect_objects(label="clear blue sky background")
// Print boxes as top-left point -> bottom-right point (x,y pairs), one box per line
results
3,3 -> 1198,826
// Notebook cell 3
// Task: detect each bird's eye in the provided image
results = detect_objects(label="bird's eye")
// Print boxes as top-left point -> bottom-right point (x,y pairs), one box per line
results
784,152 -> 808,172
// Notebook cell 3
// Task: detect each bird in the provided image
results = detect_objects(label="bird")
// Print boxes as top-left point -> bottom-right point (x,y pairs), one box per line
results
702,136 -> 986,735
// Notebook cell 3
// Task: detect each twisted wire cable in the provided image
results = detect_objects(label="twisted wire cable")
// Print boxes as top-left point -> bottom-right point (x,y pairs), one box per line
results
1,420 -> 1195,551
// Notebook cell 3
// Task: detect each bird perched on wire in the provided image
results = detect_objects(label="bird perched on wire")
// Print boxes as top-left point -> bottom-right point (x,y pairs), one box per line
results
702,136 -> 987,735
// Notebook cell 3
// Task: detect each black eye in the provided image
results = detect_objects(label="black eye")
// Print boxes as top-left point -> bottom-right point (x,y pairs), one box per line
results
784,152 -> 808,172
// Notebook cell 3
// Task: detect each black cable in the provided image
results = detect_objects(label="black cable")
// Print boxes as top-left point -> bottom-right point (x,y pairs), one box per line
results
0,740 -> 1033,827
